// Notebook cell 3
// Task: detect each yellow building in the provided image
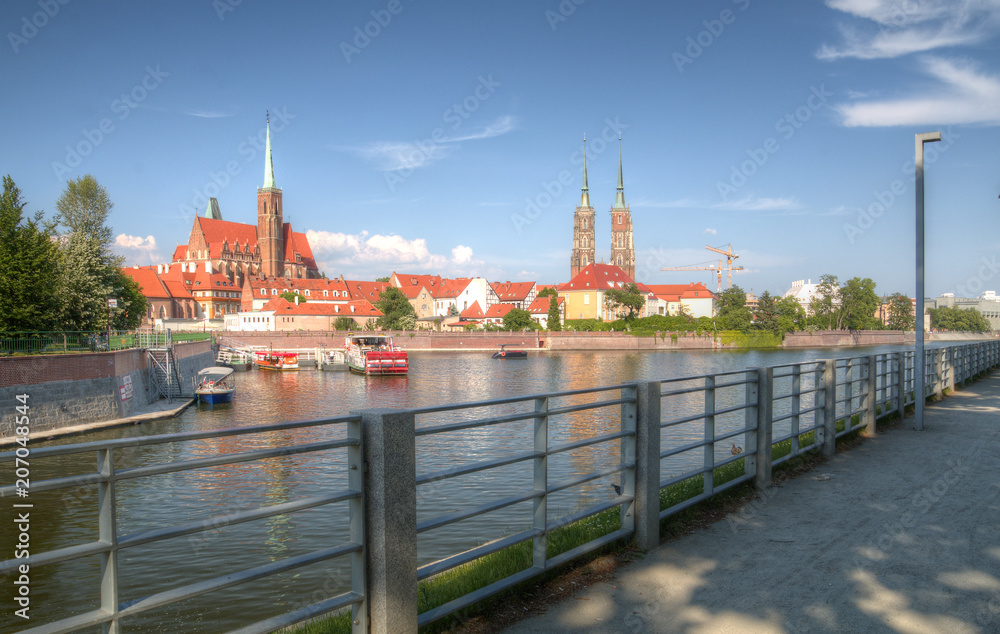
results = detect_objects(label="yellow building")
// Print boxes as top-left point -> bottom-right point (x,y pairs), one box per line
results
558,263 -> 644,321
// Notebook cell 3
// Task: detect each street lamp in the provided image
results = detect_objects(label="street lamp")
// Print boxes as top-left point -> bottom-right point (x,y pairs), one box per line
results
914,131 -> 941,431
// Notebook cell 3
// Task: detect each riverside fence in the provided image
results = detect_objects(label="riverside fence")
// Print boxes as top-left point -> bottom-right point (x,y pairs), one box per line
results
1,341 -> 997,633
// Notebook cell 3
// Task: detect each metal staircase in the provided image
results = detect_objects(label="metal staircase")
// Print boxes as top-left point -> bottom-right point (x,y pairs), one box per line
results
144,330 -> 185,401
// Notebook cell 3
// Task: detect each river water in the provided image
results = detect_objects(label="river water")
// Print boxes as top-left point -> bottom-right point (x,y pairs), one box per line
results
2,346 -> 916,632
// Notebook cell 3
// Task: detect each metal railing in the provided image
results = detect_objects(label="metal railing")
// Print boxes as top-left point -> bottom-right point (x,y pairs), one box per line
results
0,330 -> 214,355
1,340 -> 997,633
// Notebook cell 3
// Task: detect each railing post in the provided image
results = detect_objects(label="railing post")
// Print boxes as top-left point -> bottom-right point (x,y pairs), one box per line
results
934,348 -> 945,400
97,449 -> 120,634
743,371 -> 758,482
631,381 -> 661,550
703,376 -> 715,495
864,355 -> 877,436
755,368 -> 773,489
356,408 -> 417,634
945,347 -> 956,393
896,351 -> 907,416
821,360 -> 837,456
533,397 -> 549,568
347,418 -> 367,634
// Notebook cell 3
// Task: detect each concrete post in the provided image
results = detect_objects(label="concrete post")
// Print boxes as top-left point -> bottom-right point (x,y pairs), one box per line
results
743,371 -> 759,482
755,368 -> 773,489
944,347 -> 956,394
632,381 -> 661,550
356,408 -> 417,634
934,348 -> 945,399
864,355 -> 877,437
821,360 -> 837,457
896,351 -> 908,417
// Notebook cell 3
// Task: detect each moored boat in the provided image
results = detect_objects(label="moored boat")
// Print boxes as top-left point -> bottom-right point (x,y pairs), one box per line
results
345,333 -> 408,376
255,351 -> 300,371
492,344 -> 527,359
194,366 -> 236,404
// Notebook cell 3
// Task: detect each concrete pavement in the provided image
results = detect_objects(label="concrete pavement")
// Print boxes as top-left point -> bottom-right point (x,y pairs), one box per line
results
505,373 -> 1000,633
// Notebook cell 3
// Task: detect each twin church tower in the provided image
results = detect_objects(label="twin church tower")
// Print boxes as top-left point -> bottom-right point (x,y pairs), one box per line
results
570,136 -> 634,280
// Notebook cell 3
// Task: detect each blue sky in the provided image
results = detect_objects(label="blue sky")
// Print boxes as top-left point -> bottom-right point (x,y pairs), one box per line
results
3,0 -> 999,298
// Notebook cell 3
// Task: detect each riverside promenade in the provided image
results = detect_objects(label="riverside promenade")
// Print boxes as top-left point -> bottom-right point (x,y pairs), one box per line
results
506,373 -> 1000,633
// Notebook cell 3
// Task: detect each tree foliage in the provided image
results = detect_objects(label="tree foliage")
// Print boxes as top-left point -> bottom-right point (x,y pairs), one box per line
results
546,296 -> 561,331
374,286 -> 417,330
537,286 -> 558,299
839,277 -> 879,330
809,274 -> 841,330
333,316 -> 355,331
0,176 -> 61,332
280,291 -> 307,304
716,286 -> 752,332
55,175 -> 123,331
886,293 -> 915,331
929,306 -> 991,332
112,271 -> 148,330
775,296 -> 807,334
502,307 -> 534,331
604,282 -> 644,322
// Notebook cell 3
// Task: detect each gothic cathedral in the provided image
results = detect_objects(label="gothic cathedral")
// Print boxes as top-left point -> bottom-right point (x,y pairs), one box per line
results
570,136 -> 634,280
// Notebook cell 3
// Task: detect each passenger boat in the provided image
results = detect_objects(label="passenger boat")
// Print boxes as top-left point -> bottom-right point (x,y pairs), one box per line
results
345,334 -> 408,376
194,366 -> 236,404
255,351 -> 300,371
492,344 -> 527,359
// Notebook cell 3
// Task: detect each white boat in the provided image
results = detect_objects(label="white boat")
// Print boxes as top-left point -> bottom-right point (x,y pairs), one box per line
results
194,367 -> 236,404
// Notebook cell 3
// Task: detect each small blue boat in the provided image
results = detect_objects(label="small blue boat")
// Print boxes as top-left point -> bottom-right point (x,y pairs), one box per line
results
194,367 -> 236,404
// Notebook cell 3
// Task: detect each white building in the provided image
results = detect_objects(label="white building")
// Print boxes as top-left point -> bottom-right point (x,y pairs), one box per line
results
784,279 -> 825,315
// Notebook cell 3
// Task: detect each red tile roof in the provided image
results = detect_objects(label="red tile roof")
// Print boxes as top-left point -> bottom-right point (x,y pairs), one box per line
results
557,263 -> 635,291
261,297 -> 382,317
436,278 -> 472,299
645,283 -> 715,302
491,281 -> 535,301
194,217 -> 260,259
121,267 -> 171,299
460,301 -> 486,319
392,273 -> 443,299
344,280 -> 388,303
484,303 -> 517,319
173,245 -> 188,261
527,295 -> 563,314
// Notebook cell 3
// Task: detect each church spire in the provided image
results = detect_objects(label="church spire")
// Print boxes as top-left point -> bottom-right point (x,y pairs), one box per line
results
263,110 -> 276,189
612,133 -> 626,210
580,134 -> 591,208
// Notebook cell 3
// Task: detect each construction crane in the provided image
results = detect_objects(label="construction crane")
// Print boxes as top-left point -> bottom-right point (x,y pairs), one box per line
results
705,243 -> 743,290
660,259 -> 726,292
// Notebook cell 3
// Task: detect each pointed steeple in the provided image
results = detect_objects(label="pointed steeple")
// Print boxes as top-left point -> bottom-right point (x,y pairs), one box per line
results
263,110 -> 276,189
580,134 -> 591,208
612,133 -> 626,209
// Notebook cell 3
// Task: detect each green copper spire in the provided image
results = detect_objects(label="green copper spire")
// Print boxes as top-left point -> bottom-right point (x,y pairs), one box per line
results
580,134 -> 591,208
612,134 -> 626,209
263,111 -> 276,189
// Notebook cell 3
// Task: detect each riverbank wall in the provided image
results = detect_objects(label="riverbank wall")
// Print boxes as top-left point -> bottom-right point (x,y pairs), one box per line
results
0,340 -> 213,439
216,329 -> 993,351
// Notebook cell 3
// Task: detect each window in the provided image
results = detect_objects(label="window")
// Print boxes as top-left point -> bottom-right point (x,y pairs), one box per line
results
272,289 -> 278,295
323,290 -> 328,297
304,290 -> 311,297
260,289 -> 266,296
584,293 -> 589,305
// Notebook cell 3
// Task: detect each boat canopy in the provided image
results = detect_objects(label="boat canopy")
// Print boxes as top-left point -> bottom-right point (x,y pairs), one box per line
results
197,366 -> 235,380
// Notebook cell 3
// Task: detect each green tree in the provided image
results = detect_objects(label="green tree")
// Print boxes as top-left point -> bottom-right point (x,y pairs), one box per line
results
929,306 -> 991,332
752,291 -> 778,335
604,282 -> 645,323
809,274 -> 841,330
333,316 -> 355,330
775,296 -> 806,334
374,286 -> 417,330
546,296 -> 561,331
839,277 -> 879,330
503,307 -> 534,331
716,286 -> 752,332
279,291 -> 307,304
0,176 -> 61,332
111,271 -> 148,330
55,175 -> 123,331
886,293 -> 915,331
537,286 -> 558,299
375,276 -> 390,283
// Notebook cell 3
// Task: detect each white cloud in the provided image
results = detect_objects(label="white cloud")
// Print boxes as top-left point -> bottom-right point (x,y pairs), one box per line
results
818,0 -> 1000,60
115,234 -> 162,265
703,228 -> 718,235
637,196 -> 802,212
347,115 -> 517,172
306,230 -> 482,277
184,109 -> 235,119
837,56 -> 1000,126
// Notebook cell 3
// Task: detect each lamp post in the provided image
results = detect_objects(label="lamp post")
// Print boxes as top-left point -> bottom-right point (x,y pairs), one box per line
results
914,132 -> 941,431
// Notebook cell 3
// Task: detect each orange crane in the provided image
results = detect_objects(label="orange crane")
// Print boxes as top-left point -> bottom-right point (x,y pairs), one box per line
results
660,259 -> 726,292
705,243 -> 743,290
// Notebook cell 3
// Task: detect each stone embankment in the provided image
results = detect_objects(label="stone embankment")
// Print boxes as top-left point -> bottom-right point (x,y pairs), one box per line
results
0,340 -> 213,441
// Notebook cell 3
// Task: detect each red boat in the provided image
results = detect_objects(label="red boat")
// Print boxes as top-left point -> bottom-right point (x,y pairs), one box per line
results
255,351 -> 300,371
345,334 -> 408,376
